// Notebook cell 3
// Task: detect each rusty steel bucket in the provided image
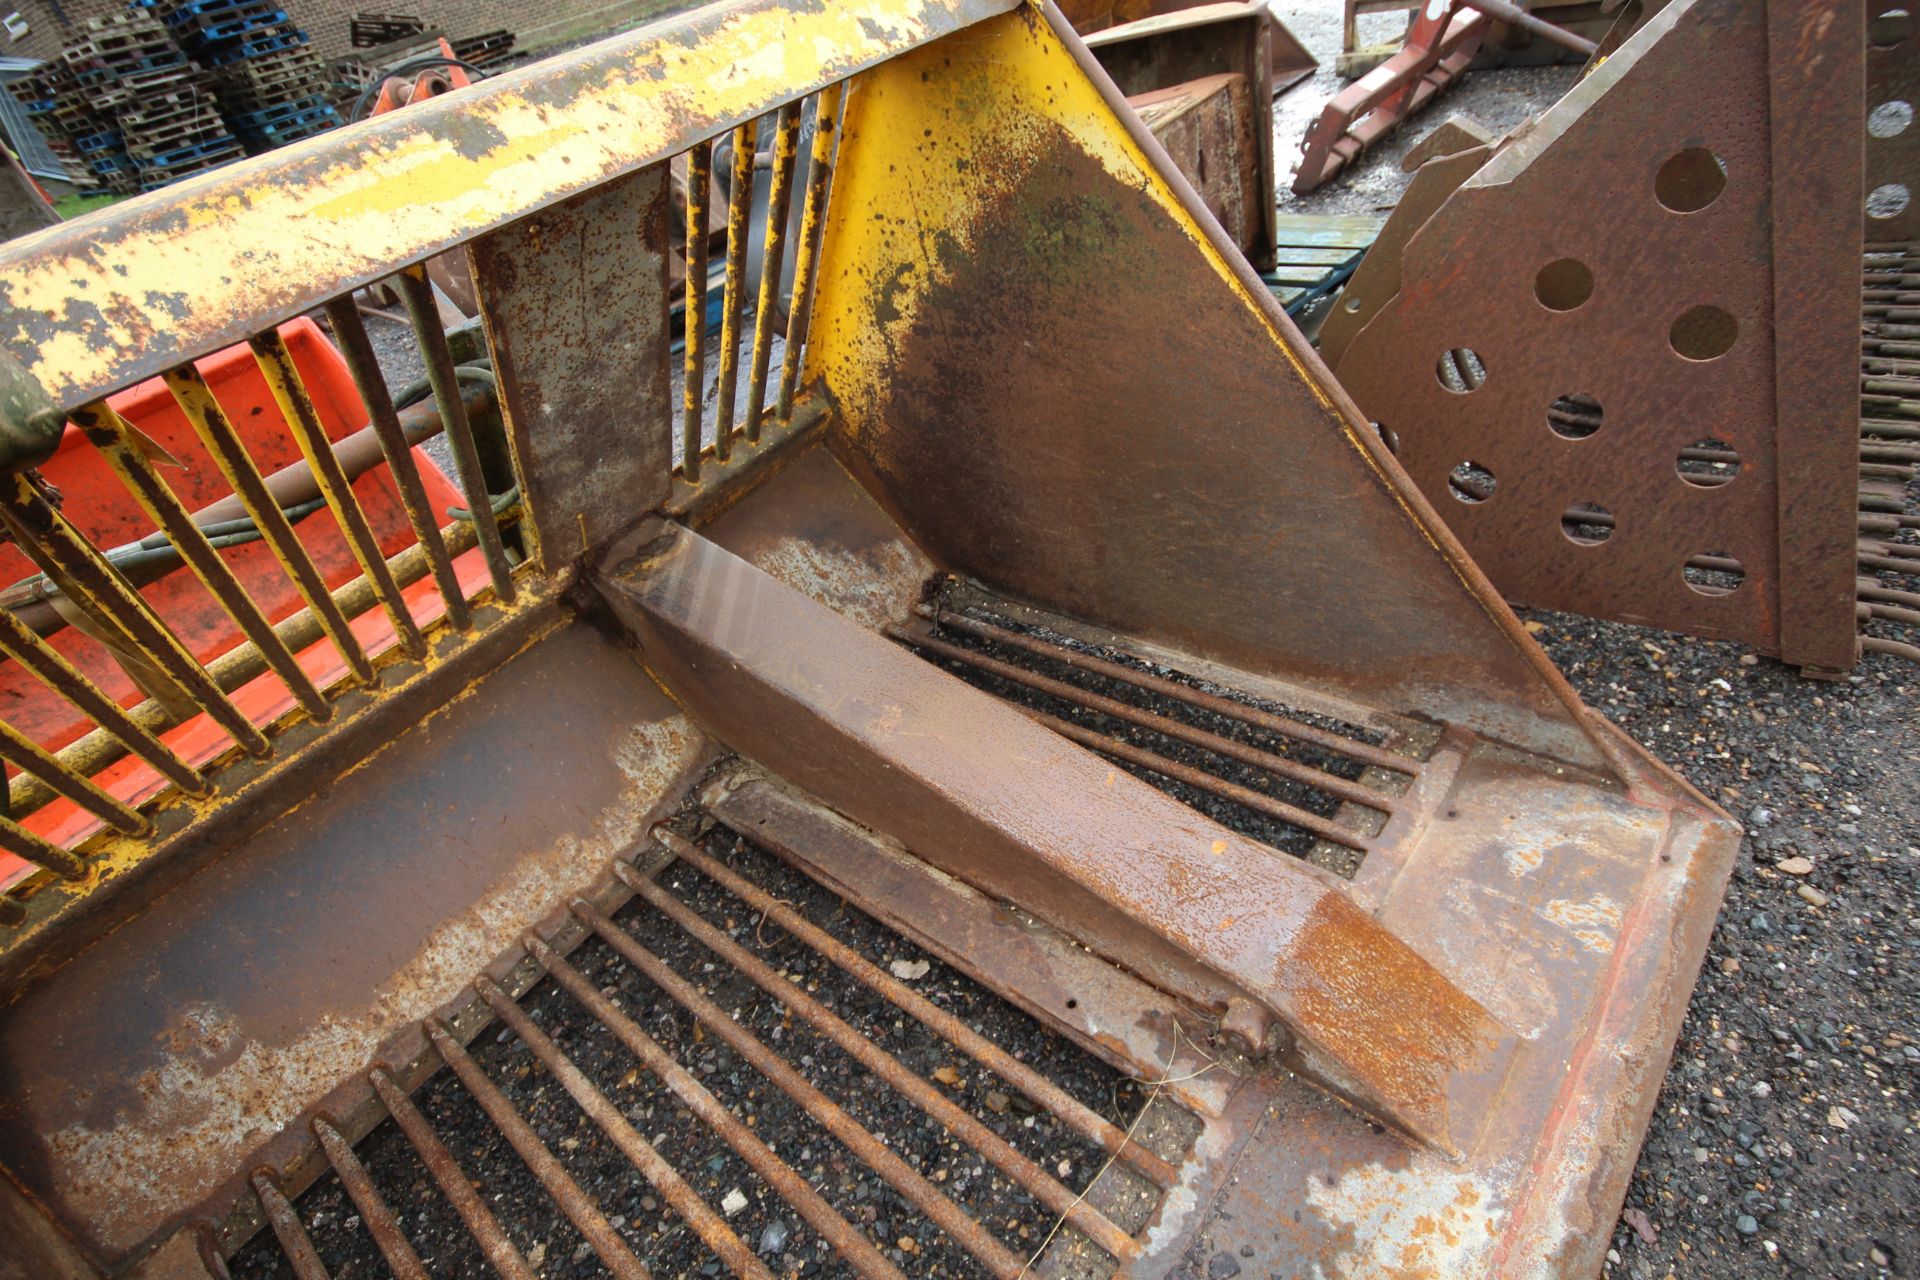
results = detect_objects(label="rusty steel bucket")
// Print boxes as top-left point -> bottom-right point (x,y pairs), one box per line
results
0,1 -> 1736,1276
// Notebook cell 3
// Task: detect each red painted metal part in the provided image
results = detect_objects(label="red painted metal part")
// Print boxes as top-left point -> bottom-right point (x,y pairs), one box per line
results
1292,2 -> 1490,195
0,321 -> 473,890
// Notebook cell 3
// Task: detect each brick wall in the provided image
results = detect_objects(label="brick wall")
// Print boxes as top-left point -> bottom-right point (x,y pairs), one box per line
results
1,0 -> 679,65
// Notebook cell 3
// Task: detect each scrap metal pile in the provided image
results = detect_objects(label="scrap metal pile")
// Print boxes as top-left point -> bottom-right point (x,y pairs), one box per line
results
0,1 -> 1901,1278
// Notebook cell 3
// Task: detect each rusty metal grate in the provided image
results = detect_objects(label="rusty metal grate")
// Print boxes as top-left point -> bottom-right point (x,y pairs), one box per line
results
674,84 -> 842,483
0,70 -> 847,948
1857,242 -> 1920,665
0,272 -> 526,936
887,589 -> 1422,878
236,822 -> 1191,1279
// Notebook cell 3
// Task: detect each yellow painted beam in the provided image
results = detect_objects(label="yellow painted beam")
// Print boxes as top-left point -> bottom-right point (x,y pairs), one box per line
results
0,0 -> 1017,411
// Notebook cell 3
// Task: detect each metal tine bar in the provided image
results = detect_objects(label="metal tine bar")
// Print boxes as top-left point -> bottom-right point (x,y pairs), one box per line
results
7,519 -> 480,822
368,1066 -> 539,1280
1864,602 -> 1920,626
929,608 -> 1417,776
0,814 -> 86,879
394,267 -> 517,601
599,859 -> 1144,1258
713,118 -> 758,463
891,624 -> 1392,813
251,1171 -> 334,1280
681,138 -> 714,482
2,573 -> 193,721
0,606 -> 204,796
1034,708 -> 1372,852
249,330 -> 426,659
743,103 -> 800,444
581,885 -> 1128,1272
647,828 -> 1183,1191
1860,582 -> 1920,608
425,1020 -> 653,1280
473,974 -> 779,1280
0,475 -> 270,756
313,1118 -> 429,1280
1861,550 -> 1920,574
523,936 -> 909,1280
1864,635 -> 1920,662
777,83 -> 843,425
0,718 -> 143,833
164,365 -> 374,683
75,400 -> 332,722
322,299 -> 472,632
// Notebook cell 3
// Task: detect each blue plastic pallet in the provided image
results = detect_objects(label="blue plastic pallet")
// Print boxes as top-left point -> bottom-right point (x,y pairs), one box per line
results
204,29 -> 307,65
133,136 -> 241,168
161,0 -> 271,16
235,104 -> 338,140
173,9 -> 287,45
72,52 -> 188,81
227,92 -> 329,128
237,120 -> 336,150
165,0 -> 282,24
72,131 -> 123,152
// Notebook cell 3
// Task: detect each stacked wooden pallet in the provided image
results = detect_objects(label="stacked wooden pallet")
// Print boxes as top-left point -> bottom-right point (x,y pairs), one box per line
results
10,9 -> 242,194
349,12 -> 425,47
450,29 -> 517,68
156,0 -> 342,153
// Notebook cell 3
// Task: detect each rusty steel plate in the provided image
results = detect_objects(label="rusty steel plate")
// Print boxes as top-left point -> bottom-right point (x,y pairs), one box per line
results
1334,0 -> 1864,672
1866,5 -> 1917,241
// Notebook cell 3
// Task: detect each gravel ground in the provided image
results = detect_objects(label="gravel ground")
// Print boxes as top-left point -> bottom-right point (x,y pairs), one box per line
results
1540,612 -> 1919,1280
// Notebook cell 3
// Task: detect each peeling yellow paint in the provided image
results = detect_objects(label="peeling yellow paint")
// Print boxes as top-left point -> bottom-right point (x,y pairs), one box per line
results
2,0 -> 1013,407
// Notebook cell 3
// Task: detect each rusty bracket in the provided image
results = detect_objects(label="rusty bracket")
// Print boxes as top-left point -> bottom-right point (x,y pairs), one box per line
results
1292,2 -> 1490,195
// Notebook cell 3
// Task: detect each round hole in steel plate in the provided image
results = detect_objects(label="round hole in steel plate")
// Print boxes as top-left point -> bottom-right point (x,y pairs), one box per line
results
1547,393 -> 1602,440
1669,305 -> 1738,361
1535,258 -> 1594,311
1372,421 -> 1400,454
1684,551 -> 1746,596
1655,147 -> 1727,213
1434,347 -> 1487,394
1871,7 -> 1911,47
1560,503 -> 1613,545
1676,437 -> 1742,487
1448,460 -> 1495,504
1869,182 -> 1912,220
1870,100 -> 1914,138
